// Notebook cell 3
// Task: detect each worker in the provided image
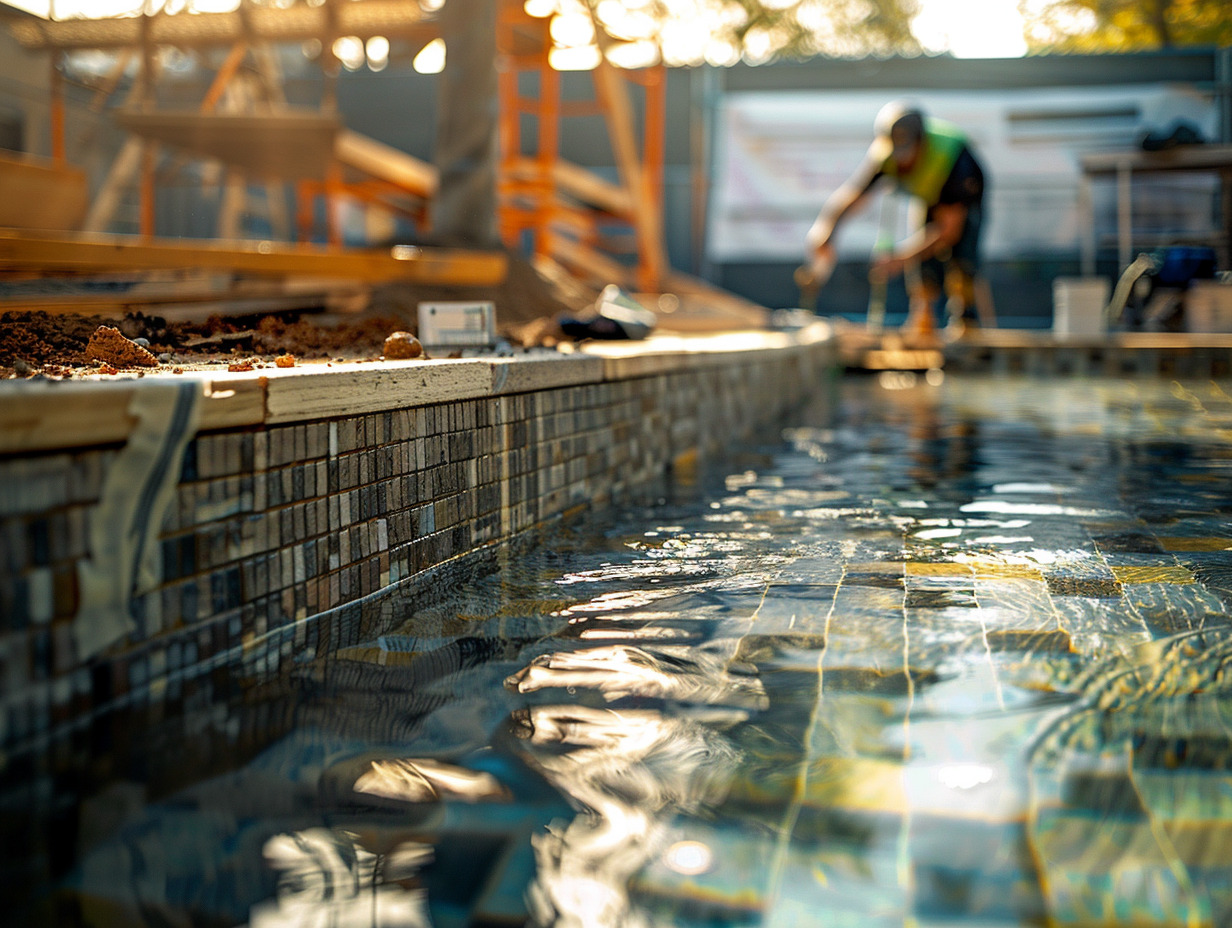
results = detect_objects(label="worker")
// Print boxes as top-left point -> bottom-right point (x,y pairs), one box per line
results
805,100 -> 986,341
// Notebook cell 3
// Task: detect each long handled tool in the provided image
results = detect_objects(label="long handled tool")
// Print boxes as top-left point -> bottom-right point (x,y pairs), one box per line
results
793,248 -> 835,312
866,193 -> 901,333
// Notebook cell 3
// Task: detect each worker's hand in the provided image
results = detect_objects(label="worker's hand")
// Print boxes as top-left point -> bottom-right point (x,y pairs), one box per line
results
809,242 -> 836,279
869,252 -> 907,282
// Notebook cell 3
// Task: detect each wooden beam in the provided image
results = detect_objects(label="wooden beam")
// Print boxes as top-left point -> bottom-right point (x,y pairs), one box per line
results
504,157 -> 634,217
201,42 -> 249,113
0,272 -> 367,316
546,233 -> 631,288
591,60 -> 667,290
0,230 -> 508,285
663,271 -> 772,328
49,53 -> 65,161
88,49 -> 134,113
0,151 -> 88,231
8,1 -> 438,51
140,141 -> 156,237
335,130 -> 438,199
0,377 -> 264,457
83,52 -> 162,233
114,109 -> 339,181
84,136 -> 142,233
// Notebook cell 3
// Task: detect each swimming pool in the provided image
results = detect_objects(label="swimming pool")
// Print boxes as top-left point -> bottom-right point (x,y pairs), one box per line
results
16,372 -> 1232,927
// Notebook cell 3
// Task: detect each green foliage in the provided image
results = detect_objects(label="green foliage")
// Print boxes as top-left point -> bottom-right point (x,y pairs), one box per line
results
612,0 -> 924,65
1024,0 -> 1232,52
739,0 -> 925,61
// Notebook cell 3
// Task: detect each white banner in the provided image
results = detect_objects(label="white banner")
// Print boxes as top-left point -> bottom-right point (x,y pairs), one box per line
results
707,86 -> 1219,263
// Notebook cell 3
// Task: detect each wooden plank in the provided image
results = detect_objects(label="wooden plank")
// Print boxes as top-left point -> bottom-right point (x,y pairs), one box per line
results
201,42 -> 248,112
0,151 -> 88,232
545,234 -> 631,287
580,329 -> 805,380
0,293 -> 353,318
0,272 -> 366,316
1081,144 -> 1232,176
84,136 -> 144,233
196,374 -> 267,430
262,359 -> 493,423
538,158 -> 634,216
8,2 -> 437,51
861,348 -> 945,370
663,271 -> 771,328
488,355 -> 604,395
0,328 -> 836,456
335,130 -> 438,199
0,380 -> 145,454
636,294 -> 769,333
0,230 -> 508,285
591,60 -> 667,289
115,109 -> 339,181
0,374 -> 263,456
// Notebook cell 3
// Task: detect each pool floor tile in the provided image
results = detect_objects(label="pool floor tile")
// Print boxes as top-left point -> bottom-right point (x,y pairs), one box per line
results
1111,565 -> 1195,584
905,588 -> 978,609
1046,577 -> 1122,598
969,562 -> 1046,580
1157,536 -> 1232,552
905,562 -> 975,577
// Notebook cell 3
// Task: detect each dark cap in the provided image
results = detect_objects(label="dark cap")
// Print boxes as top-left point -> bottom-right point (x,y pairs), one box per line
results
870,100 -> 925,161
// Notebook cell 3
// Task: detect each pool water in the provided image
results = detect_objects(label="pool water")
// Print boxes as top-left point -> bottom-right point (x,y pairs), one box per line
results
20,374 -> 1232,927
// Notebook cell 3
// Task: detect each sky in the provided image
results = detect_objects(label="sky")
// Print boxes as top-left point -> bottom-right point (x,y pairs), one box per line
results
913,0 -> 1028,58
0,0 -> 1030,61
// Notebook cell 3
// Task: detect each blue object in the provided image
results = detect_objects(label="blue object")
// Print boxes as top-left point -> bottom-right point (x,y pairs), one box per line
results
1154,246 -> 1216,288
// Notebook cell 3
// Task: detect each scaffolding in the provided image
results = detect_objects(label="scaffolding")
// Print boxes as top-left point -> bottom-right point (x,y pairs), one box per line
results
496,0 -> 667,292
3,0 -> 707,313
10,0 -> 439,245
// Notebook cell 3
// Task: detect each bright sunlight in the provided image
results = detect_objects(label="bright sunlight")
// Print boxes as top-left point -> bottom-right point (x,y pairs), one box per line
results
912,0 -> 1028,58
2,0 -> 1030,61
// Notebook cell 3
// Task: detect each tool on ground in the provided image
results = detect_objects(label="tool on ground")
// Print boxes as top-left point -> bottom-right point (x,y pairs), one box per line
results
1105,245 -> 1217,330
794,248 -> 835,312
866,193 -> 901,333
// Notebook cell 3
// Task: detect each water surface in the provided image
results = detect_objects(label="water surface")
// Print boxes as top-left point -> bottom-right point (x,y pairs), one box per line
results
21,374 -> 1232,927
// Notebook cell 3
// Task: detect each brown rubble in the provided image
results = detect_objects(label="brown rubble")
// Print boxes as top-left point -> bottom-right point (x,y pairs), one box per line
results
85,325 -> 160,368
382,331 -> 423,360
0,251 -> 594,379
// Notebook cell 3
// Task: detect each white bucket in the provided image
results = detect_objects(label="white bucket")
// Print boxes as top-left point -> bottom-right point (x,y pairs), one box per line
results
1186,280 -> 1232,333
1052,277 -> 1109,337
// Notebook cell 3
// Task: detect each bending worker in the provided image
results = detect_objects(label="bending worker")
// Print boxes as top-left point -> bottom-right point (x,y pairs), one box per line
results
806,100 -> 986,340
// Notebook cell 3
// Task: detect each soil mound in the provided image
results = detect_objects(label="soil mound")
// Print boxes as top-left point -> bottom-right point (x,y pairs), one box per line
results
0,251 -> 589,379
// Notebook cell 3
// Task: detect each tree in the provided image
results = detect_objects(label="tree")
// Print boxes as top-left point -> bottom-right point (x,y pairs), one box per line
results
734,0 -> 924,61
1023,0 -> 1232,52
585,0 -> 923,67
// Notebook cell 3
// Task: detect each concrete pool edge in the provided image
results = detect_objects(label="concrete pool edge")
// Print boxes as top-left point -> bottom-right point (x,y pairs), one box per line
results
0,323 -> 837,756
0,326 -> 830,456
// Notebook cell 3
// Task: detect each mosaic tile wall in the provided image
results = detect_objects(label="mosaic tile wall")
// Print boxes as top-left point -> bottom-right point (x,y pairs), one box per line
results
0,343 -> 832,760
944,341 -> 1232,378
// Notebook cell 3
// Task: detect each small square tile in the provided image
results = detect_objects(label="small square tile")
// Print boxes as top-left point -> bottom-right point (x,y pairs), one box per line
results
1112,565 -> 1194,585
1047,576 -> 1122,598
1157,536 -> 1232,553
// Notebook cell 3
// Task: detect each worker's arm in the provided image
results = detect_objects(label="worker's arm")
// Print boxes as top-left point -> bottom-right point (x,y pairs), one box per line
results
870,201 -> 966,280
805,156 -> 883,256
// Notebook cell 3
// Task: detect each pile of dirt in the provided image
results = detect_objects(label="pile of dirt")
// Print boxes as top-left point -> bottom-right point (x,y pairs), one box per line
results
0,251 -> 593,379
0,311 -> 110,367
0,308 -> 419,377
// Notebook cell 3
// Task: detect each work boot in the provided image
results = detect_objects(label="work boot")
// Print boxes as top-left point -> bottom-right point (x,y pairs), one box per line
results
943,272 -> 978,341
944,312 -> 979,342
900,305 -> 940,348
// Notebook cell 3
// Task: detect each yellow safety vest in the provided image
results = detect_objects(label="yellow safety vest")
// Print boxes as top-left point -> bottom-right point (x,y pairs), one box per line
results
880,118 -> 967,207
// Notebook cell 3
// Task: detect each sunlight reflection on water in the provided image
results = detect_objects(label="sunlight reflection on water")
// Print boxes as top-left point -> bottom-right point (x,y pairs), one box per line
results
35,376 -> 1232,928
